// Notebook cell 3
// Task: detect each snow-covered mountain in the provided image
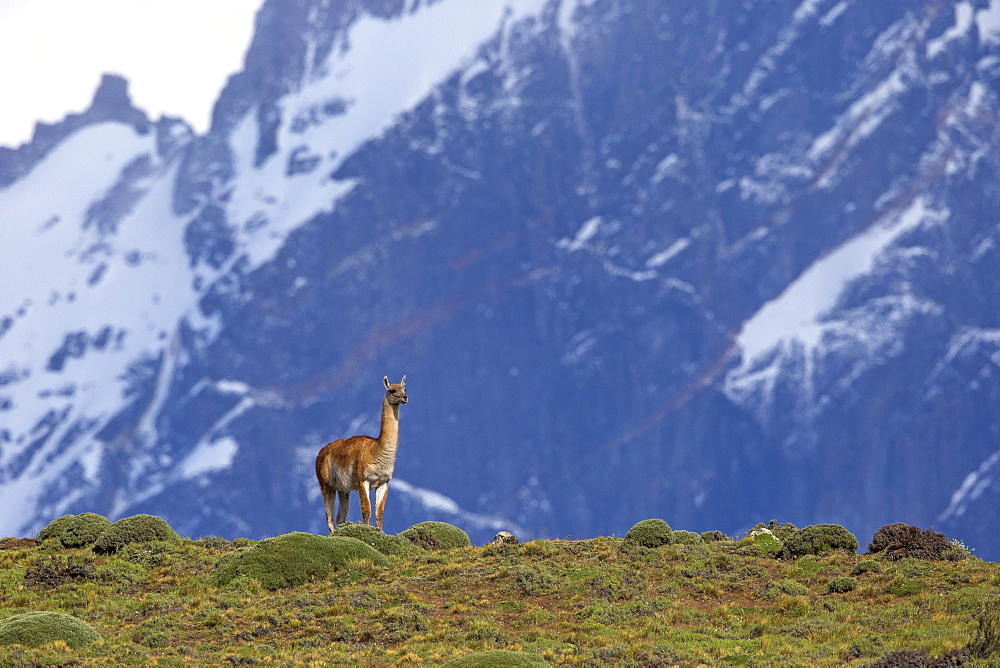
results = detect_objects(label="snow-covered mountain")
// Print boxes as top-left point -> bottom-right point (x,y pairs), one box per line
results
2,0 -> 1000,558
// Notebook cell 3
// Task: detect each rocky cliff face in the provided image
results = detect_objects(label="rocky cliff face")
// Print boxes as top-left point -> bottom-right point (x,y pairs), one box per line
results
2,0 -> 999,557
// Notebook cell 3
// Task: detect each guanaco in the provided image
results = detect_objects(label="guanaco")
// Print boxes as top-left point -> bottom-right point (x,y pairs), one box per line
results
315,375 -> 407,531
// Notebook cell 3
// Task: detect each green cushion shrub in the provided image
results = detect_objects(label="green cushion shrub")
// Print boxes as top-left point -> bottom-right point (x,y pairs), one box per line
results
60,513 -> 112,548
700,530 -> 732,543
0,611 -> 100,647
399,522 -> 471,550
672,530 -> 703,545
827,576 -> 859,594
760,579 -> 809,599
853,559 -> 883,575
210,532 -> 388,590
93,514 -> 180,554
331,523 -> 421,557
624,519 -> 673,548
444,649 -> 550,666
37,515 -> 76,541
781,524 -> 858,559
738,531 -> 783,558
749,521 -> 799,542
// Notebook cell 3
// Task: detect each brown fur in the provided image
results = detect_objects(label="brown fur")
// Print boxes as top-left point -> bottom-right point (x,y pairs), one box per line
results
315,376 -> 407,531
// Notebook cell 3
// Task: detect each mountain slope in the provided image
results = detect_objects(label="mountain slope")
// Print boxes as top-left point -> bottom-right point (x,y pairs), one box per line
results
1,0 -> 999,557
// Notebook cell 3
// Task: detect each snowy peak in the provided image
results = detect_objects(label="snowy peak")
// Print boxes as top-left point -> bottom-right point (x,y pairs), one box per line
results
0,74 -> 154,188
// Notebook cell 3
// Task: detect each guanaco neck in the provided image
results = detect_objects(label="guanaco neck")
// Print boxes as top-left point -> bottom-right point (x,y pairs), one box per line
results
376,396 -> 400,453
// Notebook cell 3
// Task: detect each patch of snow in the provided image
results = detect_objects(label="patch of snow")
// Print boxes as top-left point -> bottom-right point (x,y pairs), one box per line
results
819,1 -> 849,27
180,437 -> 239,479
646,238 -> 690,268
651,153 -> 682,184
808,67 -> 908,168
733,197 -> 941,365
726,197 -> 946,414
976,0 -> 1000,44
731,0 -> 825,108
927,2 -> 974,60
925,327 -> 1000,387
215,379 -> 253,395
557,216 -> 603,252
939,449 -> 1000,521
392,478 -> 525,534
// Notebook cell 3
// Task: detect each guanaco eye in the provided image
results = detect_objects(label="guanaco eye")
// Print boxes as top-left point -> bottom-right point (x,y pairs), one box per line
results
389,388 -> 397,394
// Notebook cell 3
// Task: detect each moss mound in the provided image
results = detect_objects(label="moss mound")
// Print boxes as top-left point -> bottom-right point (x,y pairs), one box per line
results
738,532 -> 783,558
331,523 -> 421,557
760,579 -> 809,599
445,650 -> 550,666
210,532 -> 388,590
624,519 -> 673,547
399,522 -> 471,551
60,513 -> 112,548
781,524 -> 858,558
0,611 -> 100,648
868,523 -> 960,561
37,514 -> 76,541
93,514 -> 180,554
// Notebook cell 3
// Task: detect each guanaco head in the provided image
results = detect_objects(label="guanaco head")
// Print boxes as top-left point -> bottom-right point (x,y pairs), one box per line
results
383,375 -> 408,405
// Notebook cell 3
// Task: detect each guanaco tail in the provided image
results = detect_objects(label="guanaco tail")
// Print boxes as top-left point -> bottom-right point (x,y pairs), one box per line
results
315,375 -> 407,532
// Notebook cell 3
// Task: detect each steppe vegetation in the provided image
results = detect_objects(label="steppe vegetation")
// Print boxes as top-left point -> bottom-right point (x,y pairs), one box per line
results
0,514 -> 997,665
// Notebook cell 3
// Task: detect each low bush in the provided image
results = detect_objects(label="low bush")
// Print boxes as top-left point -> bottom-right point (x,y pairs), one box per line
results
886,578 -> 927,596
781,524 -> 858,559
444,649 -> 549,666
23,556 -> 95,588
760,579 -> 809,599
624,519 -> 672,548
700,530 -> 731,543
672,530 -> 703,545
867,523 -> 961,561
331,524 -> 421,557
210,532 -> 388,590
852,559 -> 883,575
60,513 -> 112,548
970,598 -> 1000,660
870,647 -> 970,667
827,576 -> 859,594
399,522 -> 470,551
0,611 -> 100,647
119,540 -> 186,567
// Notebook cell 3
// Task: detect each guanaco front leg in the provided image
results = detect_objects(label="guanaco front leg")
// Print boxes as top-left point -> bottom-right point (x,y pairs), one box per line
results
357,475 -> 372,526
374,483 -> 389,531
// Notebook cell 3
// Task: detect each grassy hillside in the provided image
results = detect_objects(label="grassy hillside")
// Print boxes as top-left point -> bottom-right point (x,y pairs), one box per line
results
1,518 -> 998,666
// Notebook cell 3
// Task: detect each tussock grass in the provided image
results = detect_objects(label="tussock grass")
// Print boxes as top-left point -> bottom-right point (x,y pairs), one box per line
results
0,527 -> 996,665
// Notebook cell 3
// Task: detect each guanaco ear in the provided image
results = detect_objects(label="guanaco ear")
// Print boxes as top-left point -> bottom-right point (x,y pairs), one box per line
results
400,375 -> 406,387
384,376 -> 390,389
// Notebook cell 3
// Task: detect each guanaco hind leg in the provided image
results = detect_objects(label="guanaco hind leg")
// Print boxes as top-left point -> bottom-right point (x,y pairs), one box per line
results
322,486 -> 338,533
335,491 -> 350,528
